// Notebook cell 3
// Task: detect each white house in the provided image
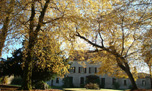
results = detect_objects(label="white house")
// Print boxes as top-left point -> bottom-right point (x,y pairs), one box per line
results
47,51 -> 151,89
47,61 -> 151,89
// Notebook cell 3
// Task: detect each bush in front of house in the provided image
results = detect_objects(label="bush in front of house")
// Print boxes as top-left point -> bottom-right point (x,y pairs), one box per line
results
34,81 -> 49,90
11,76 -> 22,85
84,83 -> 99,89
113,82 -> 120,89
1,76 -> 9,84
85,75 -> 100,85
62,77 -> 74,88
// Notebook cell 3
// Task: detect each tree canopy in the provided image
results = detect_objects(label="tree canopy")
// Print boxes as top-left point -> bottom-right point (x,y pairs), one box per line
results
0,0 -> 151,90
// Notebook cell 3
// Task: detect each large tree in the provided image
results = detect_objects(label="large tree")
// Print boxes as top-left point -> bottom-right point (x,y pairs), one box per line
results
69,0 -> 152,89
0,31 -> 69,86
141,29 -> 152,88
0,0 -> 151,90
18,0 -> 76,89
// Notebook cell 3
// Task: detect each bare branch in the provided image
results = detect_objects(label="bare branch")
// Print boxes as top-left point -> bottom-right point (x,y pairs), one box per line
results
76,31 -> 103,49
43,16 -> 63,24
121,16 -> 125,56
35,0 -> 50,33
125,50 -> 139,58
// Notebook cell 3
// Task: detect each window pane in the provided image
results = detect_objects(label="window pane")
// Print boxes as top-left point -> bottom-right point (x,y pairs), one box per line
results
79,67 -> 86,73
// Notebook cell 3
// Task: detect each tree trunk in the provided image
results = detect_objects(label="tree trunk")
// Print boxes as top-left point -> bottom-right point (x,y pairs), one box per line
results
22,59 -> 33,90
125,69 -> 138,90
117,58 -> 138,90
21,0 -> 51,89
149,65 -> 152,88
119,67 -> 138,90
0,17 -> 10,57
22,36 -> 35,90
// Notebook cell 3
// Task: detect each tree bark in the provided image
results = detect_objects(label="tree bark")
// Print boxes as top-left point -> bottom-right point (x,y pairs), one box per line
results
22,57 -> 33,89
22,0 -> 51,89
22,36 -> 35,90
0,17 -> 9,57
117,58 -> 138,90
125,69 -> 138,90
149,65 -> 152,88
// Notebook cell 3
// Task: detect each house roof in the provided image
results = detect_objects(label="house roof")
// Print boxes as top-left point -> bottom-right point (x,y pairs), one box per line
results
137,72 -> 150,78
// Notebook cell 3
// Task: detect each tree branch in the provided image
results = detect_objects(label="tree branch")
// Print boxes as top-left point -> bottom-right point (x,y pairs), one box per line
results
121,16 -> 125,56
35,0 -> 51,33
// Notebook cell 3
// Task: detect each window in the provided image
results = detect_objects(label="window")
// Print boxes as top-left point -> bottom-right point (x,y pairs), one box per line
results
56,78 -> 59,83
69,67 -> 76,73
124,80 -> 127,86
142,80 -> 146,86
80,77 -> 84,84
89,67 -> 97,73
112,78 -> 116,85
79,67 -> 86,73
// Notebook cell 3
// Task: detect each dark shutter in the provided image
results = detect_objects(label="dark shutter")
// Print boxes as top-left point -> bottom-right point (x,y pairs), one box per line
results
95,67 -> 97,73
79,67 -> 80,73
74,67 -> 75,73
89,67 -> 91,73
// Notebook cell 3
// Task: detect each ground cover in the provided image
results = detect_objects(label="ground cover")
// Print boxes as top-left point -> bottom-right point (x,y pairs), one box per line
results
0,85 -> 62,91
63,88 -> 124,91
0,85 -> 151,91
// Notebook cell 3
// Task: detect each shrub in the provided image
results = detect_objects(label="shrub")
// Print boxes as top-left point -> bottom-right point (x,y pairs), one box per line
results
129,85 -> 133,89
35,81 -> 49,90
62,77 -> 74,88
80,84 -> 85,88
113,82 -> 120,89
86,75 -> 100,85
11,76 -> 22,85
1,76 -> 8,84
85,83 -> 99,89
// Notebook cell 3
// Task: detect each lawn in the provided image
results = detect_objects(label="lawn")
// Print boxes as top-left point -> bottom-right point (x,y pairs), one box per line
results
63,88 -> 125,91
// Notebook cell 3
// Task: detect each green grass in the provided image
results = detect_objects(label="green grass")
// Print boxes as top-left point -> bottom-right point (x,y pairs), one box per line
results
8,84 -> 21,87
63,88 -> 126,91
50,86 -> 63,89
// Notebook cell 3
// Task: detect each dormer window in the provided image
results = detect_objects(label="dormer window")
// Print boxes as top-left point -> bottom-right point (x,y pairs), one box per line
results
79,67 -> 86,73
89,67 -> 97,73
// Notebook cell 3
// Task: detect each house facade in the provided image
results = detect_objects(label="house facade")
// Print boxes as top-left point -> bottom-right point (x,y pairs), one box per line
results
47,61 -> 151,89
